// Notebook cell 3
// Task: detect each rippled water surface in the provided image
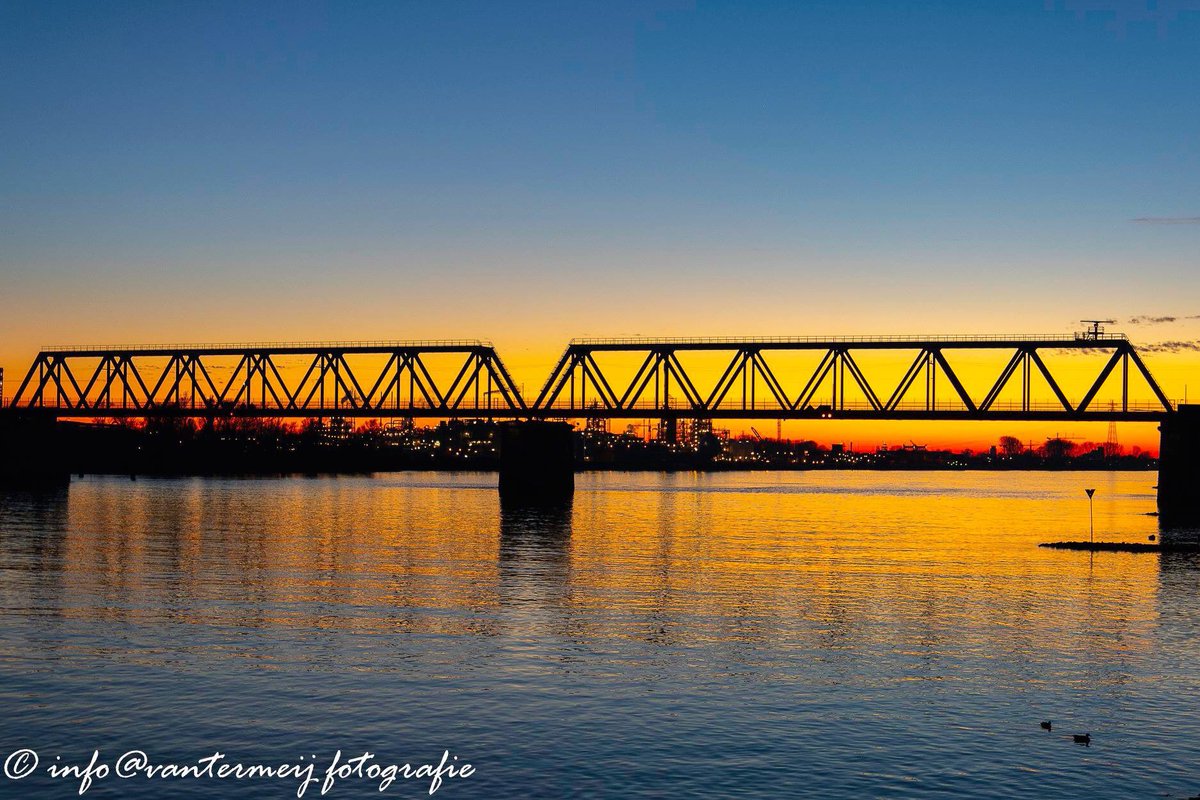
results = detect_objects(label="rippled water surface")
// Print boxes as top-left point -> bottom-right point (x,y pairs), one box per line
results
2,471 -> 1199,799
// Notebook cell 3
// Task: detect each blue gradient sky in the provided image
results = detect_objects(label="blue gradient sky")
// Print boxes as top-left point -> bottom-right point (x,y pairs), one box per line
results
1,1 -> 1198,443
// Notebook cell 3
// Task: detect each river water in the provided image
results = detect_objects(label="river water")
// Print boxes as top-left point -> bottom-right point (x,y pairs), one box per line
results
1,471 -> 1198,799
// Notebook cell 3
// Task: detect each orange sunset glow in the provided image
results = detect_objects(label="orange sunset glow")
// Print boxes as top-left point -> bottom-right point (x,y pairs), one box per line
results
5,4 -> 1200,800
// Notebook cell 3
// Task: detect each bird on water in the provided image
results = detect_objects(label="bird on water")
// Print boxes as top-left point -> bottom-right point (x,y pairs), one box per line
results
1040,721 -> 1052,731
1073,734 -> 1091,745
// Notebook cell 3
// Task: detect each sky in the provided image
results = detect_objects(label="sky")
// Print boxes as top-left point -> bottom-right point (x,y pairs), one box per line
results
1,0 -> 1198,449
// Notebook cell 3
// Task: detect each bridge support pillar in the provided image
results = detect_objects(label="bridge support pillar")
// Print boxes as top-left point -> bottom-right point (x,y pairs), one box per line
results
499,421 -> 574,505
0,410 -> 69,486
1158,405 -> 1200,523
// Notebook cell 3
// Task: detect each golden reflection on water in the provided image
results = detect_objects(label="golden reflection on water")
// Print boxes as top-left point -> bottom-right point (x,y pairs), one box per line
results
4,471 -> 1199,799
17,470 -> 1172,675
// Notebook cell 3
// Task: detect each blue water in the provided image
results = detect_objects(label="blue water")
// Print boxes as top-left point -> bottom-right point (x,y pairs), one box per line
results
1,471 -> 1198,799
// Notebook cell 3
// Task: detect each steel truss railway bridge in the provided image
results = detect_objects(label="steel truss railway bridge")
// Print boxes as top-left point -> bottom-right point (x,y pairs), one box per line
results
5,331 -> 1177,422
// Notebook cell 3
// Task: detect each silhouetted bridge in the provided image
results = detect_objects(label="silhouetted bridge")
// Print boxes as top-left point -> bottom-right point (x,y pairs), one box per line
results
5,333 -> 1176,421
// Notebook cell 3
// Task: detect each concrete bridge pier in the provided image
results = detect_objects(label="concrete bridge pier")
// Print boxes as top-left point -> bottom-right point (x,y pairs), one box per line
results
0,410 -> 69,486
1158,405 -> 1200,523
499,421 -> 575,505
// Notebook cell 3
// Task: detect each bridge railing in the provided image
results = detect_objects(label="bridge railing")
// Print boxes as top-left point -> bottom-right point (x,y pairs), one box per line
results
40,339 -> 494,353
537,400 -> 1175,413
569,333 -> 1131,346
16,402 -> 522,415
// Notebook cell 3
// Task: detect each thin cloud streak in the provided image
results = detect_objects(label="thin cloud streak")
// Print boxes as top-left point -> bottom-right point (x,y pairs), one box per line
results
1130,216 -> 1200,225
1139,340 -> 1200,354
1125,314 -> 1200,325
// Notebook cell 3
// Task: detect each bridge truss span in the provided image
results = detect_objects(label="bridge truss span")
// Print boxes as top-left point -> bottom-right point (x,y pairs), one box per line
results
5,334 -> 1177,421
532,337 -> 1174,421
9,342 -> 527,417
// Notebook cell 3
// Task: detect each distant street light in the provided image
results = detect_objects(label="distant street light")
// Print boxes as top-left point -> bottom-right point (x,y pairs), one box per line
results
1085,488 -> 1096,544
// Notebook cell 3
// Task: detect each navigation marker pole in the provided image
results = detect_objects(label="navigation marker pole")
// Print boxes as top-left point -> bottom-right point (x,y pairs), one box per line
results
1085,488 -> 1096,544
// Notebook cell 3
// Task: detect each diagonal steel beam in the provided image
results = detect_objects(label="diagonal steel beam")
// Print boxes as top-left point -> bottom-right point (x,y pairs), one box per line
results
1125,346 -> 1174,411
445,354 -> 482,410
582,352 -> 619,409
58,358 -> 86,407
336,354 -> 370,408
930,350 -> 977,412
79,356 -> 114,408
409,353 -> 445,409
482,356 -> 524,411
538,353 -> 580,409
1076,348 -> 1124,413
533,347 -> 574,409
885,350 -> 930,411
217,354 -> 251,405
192,357 -> 222,407
147,355 -> 182,405
617,351 -> 658,410
1026,348 -> 1074,412
840,351 -> 882,411
795,349 -> 836,410
705,350 -> 749,411
363,353 -> 400,408
626,352 -> 666,410
579,357 -> 615,409
751,351 -> 792,411
8,357 -> 47,406
979,350 -> 1025,412
665,352 -> 703,409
